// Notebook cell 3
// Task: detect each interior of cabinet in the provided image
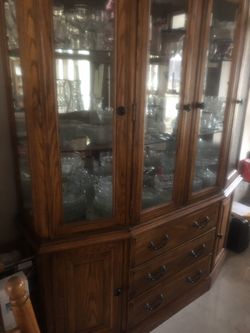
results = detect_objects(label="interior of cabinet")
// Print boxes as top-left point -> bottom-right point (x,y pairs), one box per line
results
52,0 -> 116,223
141,0 -> 189,212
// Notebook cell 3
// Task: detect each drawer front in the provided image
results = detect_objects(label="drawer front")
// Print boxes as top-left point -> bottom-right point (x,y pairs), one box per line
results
128,256 -> 211,329
129,231 -> 215,299
132,203 -> 219,266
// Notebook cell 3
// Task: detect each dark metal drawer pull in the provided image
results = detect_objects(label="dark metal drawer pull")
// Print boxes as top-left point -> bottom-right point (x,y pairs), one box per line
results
147,265 -> 168,282
192,216 -> 210,229
186,270 -> 203,284
190,244 -> 206,258
144,293 -> 165,312
148,234 -> 169,251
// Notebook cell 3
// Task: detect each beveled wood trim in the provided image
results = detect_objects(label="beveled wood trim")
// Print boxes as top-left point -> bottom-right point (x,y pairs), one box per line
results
36,229 -> 130,255
16,0 -> 52,238
114,0 -> 137,226
35,0 -> 64,238
129,0 -> 151,224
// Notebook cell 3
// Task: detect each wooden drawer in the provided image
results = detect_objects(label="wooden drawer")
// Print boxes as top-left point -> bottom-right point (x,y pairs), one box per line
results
129,231 -> 215,299
128,256 -> 211,329
132,203 -> 219,266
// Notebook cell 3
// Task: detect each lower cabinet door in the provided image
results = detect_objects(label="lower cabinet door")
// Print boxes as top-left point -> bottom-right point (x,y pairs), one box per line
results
214,196 -> 232,264
51,241 -> 125,333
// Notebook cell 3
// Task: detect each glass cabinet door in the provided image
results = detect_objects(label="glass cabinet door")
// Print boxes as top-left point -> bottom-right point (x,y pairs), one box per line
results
142,0 -> 188,210
227,19 -> 250,181
52,0 -> 115,223
3,0 -> 33,212
192,0 -> 240,193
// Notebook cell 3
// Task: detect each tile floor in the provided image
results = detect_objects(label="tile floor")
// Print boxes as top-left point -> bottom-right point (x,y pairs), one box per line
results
152,247 -> 250,333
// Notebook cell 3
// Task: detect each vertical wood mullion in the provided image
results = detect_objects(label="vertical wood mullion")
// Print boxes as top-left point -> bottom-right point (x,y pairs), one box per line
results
16,0 -> 51,238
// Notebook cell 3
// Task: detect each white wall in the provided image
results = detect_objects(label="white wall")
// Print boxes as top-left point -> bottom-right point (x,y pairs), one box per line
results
0,53 -> 18,246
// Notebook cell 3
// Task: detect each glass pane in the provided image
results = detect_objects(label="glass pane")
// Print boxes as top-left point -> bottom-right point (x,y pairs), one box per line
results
227,24 -> 250,178
4,0 -> 33,211
53,0 -> 115,223
142,0 -> 188,209
193,0 -> 239,192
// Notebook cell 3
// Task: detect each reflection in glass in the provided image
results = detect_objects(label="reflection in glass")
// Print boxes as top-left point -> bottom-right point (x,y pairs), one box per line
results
53,0 -> 115,222
193,0 -> 239,192
142,0 -> 187,209
4,0 -> 33,211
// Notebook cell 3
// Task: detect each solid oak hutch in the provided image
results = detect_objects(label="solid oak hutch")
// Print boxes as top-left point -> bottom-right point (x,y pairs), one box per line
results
1,0 -> 249,332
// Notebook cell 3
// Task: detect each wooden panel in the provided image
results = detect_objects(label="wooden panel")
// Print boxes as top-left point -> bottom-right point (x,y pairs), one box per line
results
128,256 -> 211,329
129,230 -> 215,299
214,196 -> 232,264
51,242 -> 124,333
132,203 -> 219,266
15,0 -> 51,237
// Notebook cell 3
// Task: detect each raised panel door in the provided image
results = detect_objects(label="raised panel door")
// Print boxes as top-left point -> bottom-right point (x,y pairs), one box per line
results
52,241 -> 124,333
214,196 -> 232,263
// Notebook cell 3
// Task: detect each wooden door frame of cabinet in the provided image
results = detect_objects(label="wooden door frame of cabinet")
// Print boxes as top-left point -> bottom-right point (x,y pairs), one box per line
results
186,0 -> 250,205
15,0 -> 62,238
216,0 -> 249,188
222,0 -> 250,187
12,0 -> 137,238
130,0 -> 205,224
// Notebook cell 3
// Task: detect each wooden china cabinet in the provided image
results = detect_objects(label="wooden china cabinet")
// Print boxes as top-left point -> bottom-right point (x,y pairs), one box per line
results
1,0 -> 249,332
